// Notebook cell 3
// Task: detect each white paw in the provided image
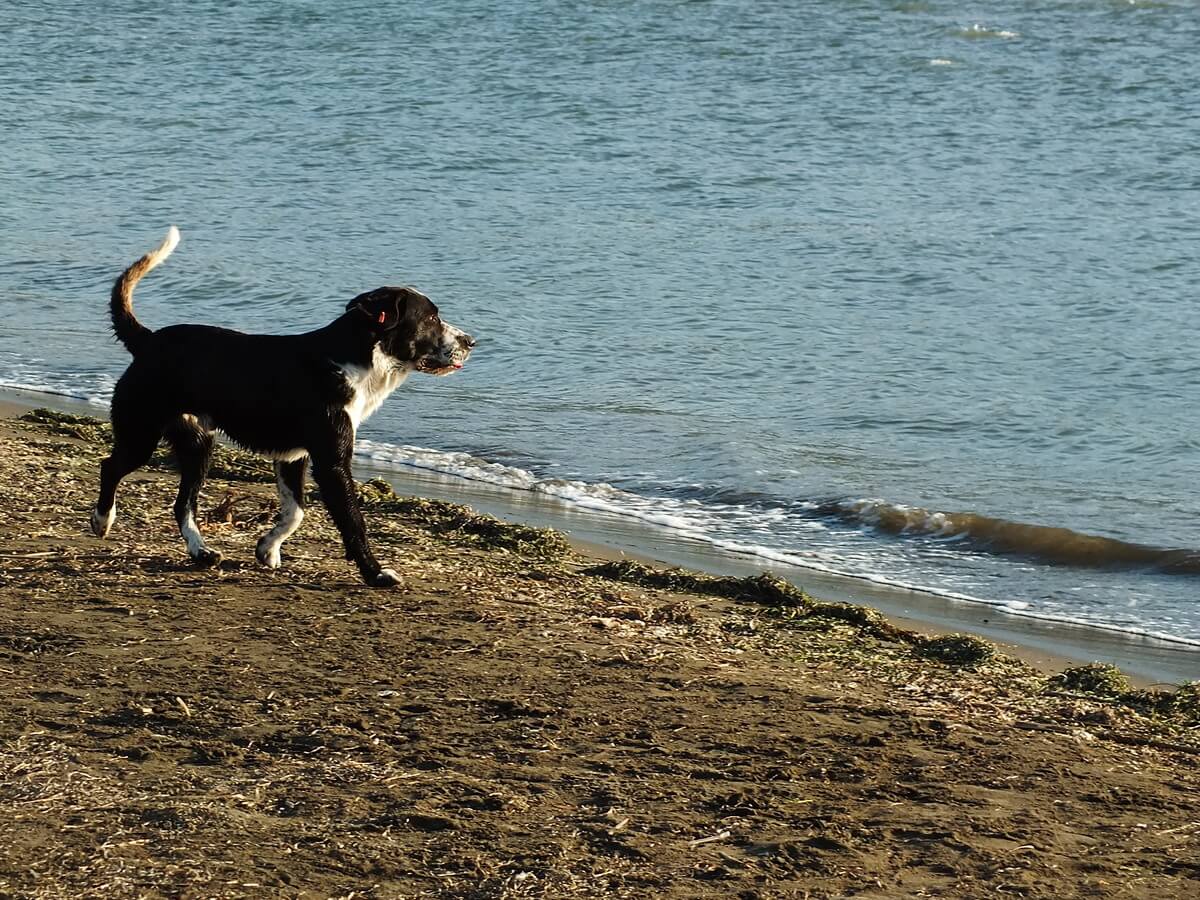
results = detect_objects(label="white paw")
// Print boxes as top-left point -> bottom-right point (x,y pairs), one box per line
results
191,548 -> 223,569
91,506 -> 115,538
255,540 -> 282,569
370,567 -> 403,588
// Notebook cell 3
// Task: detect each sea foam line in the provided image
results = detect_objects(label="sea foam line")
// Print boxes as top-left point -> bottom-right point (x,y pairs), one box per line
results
355,439 -> 1200,651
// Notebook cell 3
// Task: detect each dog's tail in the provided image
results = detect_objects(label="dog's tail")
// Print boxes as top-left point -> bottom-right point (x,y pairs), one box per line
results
109,225 -> 180,355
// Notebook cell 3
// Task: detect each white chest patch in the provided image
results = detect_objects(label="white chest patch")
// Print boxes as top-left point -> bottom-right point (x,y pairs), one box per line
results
338,346 -> 410,431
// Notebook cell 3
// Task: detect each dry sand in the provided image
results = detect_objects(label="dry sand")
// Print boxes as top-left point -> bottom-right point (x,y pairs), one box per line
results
0,409 -> 1198,899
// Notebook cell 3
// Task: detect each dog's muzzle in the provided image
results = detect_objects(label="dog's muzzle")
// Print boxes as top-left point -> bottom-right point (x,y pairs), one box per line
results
417,326 -> 475,375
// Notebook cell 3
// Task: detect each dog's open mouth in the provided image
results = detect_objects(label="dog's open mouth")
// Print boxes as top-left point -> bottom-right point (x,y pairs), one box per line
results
415,358 -> 464,376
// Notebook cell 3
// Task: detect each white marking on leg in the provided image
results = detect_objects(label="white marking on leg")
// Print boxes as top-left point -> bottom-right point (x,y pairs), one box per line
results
180,510 -> 211,558
92,503 -> 116,538
257,472 -> 305,568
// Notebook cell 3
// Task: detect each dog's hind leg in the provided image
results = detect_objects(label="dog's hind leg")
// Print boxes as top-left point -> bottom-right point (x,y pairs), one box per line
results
164,416 -> 221,568
256,457 -> 308,569
92,411 -> 163,539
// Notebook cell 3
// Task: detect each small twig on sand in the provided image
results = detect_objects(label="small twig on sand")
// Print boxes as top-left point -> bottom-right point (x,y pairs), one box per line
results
1014,719 -> 1200,756
1155,822 -> 1200,836
689,829 -> 731,849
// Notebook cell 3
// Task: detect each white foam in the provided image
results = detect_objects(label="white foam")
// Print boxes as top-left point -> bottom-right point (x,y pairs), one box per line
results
956,24 -> 1021,39
356,439 -> 725,537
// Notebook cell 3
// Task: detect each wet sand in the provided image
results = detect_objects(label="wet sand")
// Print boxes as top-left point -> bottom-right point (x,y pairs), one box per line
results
0,406 -> 1198,897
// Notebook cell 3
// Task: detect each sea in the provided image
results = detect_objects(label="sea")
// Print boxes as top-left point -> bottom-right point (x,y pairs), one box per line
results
2,1 -> 1199,658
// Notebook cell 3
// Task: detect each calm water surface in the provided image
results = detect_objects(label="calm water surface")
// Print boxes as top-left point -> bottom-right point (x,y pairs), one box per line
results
2,1 -> 1199,648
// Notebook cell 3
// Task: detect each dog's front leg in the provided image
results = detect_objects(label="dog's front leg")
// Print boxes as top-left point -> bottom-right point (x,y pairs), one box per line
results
309,442 -> 400,588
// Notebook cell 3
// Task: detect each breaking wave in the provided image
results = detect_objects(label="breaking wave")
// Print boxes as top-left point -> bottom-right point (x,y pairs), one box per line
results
819,499 -> 1200,574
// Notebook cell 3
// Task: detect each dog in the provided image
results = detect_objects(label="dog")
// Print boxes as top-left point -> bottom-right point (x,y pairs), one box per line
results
90,226 -> 475,587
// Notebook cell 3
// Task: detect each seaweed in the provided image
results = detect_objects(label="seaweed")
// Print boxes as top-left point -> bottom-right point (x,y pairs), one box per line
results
1050,663 -> 1132,697
354,479 -> 570,558
580,560 -> 811,609
19,408 -> 111,443
204,445 -> 273,483
916,633 -> 996,667
582,560 -> 941,651
1040,664 -> 1200,732
804,600 -> 905,641
1169,681 -> 1200,724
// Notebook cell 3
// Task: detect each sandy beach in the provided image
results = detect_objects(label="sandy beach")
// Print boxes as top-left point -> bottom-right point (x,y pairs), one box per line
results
0,406 -> 1197,898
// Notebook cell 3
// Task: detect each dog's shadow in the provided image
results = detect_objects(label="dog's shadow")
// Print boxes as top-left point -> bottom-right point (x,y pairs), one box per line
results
137,556 -> 249,575
134,556 -> 358,593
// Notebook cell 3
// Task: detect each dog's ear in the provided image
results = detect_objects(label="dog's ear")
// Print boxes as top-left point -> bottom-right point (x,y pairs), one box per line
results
347,288 -> 402,330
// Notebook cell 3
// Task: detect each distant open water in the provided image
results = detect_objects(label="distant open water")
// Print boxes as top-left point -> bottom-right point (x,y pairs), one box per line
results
2,1 -> 1199,648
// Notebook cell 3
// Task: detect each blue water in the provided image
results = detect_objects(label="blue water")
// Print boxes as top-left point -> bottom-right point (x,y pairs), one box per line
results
2,1 -> 1200,648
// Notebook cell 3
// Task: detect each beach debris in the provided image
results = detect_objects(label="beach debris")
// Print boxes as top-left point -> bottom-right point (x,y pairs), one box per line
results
581,560 -> 812,609
1042,671 -> 1200,731
19,408 -> 112,443
916,633 -> 996,667
352,479 -> 570,558
207,491 -> 274,527
688,829 -> 732,849
1050,663 -> 1132,697
1168,681 -> 1200,724
804,600 -> 901,638
583,560 -> 923,645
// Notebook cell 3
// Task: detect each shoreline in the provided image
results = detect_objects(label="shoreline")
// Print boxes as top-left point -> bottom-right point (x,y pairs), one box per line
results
2,386 -> 1196,686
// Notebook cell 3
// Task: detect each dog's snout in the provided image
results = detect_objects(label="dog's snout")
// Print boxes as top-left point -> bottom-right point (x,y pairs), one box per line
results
459,333 -> 477,350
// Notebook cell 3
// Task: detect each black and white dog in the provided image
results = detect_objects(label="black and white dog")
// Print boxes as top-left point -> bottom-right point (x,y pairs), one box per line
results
91,227 -> 474,587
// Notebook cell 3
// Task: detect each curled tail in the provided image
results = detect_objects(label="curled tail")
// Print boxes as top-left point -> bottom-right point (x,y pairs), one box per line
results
110,225 -> 180,355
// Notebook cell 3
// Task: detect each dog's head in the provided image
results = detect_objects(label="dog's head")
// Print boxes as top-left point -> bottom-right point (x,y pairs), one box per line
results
347,287 -> 475,375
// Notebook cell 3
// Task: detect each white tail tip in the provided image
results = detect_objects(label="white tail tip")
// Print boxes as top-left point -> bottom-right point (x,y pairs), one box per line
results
147,225 -> 181,268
